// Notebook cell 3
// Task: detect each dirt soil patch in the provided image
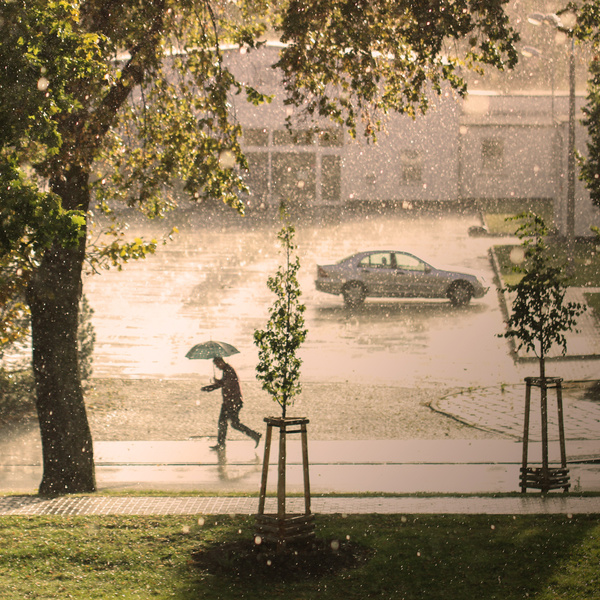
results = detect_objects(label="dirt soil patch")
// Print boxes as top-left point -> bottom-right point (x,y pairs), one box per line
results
191,536 -> 373,581
83,378 -> 501,441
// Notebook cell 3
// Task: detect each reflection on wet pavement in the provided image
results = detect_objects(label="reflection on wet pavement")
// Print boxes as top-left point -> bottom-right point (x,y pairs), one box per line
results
83,209 -> 516,387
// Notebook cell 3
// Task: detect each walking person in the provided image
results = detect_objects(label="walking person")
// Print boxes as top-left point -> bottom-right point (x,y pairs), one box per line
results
201,357 -> 261,450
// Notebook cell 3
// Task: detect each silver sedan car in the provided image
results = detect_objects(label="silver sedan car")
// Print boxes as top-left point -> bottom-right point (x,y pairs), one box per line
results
315,250 -> 489,307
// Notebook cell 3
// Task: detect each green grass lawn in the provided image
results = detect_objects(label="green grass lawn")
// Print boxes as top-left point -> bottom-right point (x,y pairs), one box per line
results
1,513 -> 599,599
482,200 -> 555,237
495,242 -> 600,321
494,240 -> 600,288
586,291 -> 600,318
489,202 -> 600,323
484,199 -> 600,287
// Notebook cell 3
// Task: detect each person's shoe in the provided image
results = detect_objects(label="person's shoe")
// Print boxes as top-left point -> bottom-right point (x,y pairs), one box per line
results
210,444 -> 225,451
254,434 -> 262,448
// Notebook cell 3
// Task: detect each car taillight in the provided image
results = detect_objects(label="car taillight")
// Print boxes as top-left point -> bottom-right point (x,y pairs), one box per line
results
317,266 -> 329,278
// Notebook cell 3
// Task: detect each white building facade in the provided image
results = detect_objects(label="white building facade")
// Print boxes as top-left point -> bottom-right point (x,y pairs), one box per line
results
227,45 -> 600,236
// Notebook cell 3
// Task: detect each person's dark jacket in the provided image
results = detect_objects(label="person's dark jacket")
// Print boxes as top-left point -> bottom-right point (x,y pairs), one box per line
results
202,363 -> 243,410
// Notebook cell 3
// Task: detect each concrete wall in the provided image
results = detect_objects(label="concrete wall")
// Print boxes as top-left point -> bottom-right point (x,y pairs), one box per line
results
342,95 -> 460,203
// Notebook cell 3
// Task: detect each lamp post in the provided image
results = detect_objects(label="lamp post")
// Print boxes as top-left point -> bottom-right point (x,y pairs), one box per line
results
528,12 -> 576,270
567,36 -> 576,271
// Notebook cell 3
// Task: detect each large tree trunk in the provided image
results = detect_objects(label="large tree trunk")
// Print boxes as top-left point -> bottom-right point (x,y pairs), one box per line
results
26,166 -> 96,495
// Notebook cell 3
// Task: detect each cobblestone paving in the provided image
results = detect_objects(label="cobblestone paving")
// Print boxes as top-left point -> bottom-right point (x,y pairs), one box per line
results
1,494 -> 599,516
434,382 -> 600,441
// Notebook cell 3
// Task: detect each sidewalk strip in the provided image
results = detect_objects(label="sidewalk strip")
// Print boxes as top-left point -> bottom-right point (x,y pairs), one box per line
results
1,495 -> 599,516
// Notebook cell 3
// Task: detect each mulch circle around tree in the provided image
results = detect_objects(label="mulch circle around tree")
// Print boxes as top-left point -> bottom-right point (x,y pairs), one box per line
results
190,537 -> 373,581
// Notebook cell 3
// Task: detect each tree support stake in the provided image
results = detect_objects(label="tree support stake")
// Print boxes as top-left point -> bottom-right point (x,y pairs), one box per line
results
520,377 -> 570,493
256,417 -> 314,549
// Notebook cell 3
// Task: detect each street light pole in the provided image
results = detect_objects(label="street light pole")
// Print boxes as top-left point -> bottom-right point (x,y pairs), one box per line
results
528,12 -> 576,269
567,36 -> 576,271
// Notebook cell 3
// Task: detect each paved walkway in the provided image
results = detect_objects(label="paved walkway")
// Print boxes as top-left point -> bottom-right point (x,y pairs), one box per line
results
434,284 -> 600,454
2,438 -> 599,496
1,437 -> 599,515
1,494 -> 599,516
434,381 -> 600,441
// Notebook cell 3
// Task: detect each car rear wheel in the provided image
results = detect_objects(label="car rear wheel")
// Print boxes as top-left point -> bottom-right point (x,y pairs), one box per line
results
342,281 -> 366,307
448,282 -> 473,306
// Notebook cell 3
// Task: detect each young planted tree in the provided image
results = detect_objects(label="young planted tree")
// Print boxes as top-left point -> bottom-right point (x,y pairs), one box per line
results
253,210 -> 311,545
501,213 -> 585,378
501,213 -> 584,492
254,210 -> 307,418
1,0 -> 518,494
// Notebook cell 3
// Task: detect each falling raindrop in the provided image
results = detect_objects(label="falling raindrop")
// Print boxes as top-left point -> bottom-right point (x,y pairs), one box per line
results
510,247 -> 525,264
37,77 -> 49,91
218,150 -> 236,170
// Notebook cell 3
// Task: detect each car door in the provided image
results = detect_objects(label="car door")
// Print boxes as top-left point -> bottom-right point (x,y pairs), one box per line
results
392,252 -> 437,298
357,252 -> 394,296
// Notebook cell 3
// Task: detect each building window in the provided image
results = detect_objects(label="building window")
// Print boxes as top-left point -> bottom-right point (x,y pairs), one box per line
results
322,155 -> 341,203
481,138 -> 504,171
271,152 -> 316,205
242,152 -> 269,206
400,149 -> 422,183
243,128 -> 269,147
318,128 -> 343,147
273,128 -> 314,146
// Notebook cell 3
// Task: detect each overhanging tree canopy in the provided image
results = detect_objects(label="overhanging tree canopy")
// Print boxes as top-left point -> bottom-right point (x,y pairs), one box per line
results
276,0 -> 519,137
0,0 -> 518,494
571,1 -> 600,206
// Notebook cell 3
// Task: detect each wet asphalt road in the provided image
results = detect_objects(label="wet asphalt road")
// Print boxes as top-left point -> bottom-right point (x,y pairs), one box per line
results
82,206 -> 520,389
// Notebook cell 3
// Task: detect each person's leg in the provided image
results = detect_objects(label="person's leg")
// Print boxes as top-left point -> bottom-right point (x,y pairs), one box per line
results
216,405 -> 228,447
229,408 -> 261,444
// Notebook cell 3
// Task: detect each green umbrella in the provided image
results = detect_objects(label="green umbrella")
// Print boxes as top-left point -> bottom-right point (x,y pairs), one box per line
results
185,340 -> 240,360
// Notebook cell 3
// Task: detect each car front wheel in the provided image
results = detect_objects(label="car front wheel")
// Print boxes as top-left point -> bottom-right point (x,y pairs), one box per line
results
448,282 -> 473,306
342,281 -> 366,307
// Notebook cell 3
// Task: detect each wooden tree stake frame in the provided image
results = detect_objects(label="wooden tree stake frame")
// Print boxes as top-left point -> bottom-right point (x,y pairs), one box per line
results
255,417 -> 314,547
520,377 -> 570,493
